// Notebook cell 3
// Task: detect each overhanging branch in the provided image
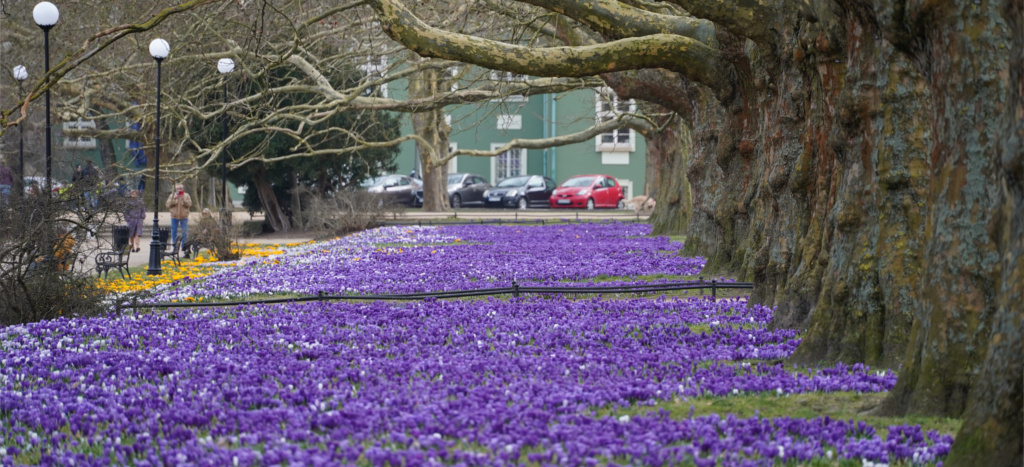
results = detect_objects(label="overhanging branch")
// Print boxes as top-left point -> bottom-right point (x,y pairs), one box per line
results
366,0 -> 735,100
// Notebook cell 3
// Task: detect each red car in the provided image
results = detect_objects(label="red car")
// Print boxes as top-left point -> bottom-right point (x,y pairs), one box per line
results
549,174 -> 625,210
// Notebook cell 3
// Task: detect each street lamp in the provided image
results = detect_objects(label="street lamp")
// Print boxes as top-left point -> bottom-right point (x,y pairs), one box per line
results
217,58 -> 234,224
33,1 -> 58,193
13,65 -> 28,199
147,38 -> 169,276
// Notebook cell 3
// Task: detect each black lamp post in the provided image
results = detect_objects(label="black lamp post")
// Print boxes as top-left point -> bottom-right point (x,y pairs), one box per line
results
147,38 -> 170,276
217,58 -> 234,225
13,65 -> 28,199
33,2 -> 58,193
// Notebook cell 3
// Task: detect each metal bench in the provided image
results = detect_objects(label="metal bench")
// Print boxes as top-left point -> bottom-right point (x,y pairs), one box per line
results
96,243 -> 132,280
160,236 -> 182,267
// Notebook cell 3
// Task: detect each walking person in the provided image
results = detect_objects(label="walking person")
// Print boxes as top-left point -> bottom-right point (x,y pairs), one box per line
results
124,190 -> 146,252
166,183 -> 192,256
0,158 -> 13,204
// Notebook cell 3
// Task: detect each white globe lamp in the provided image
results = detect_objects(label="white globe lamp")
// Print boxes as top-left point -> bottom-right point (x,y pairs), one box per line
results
149,39 -> 170,60
33,2 -> 59,28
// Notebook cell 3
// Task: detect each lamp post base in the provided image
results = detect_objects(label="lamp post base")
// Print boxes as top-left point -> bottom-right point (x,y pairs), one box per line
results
147,220 -> 162,275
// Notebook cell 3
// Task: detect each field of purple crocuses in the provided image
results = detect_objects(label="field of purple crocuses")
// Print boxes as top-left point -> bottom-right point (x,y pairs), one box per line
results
153,223 -> 706,300
0,224 -> 952,466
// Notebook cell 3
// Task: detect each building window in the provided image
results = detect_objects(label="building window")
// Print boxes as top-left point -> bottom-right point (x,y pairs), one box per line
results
62,119 -> 97,149
595,89 -> 636,153
490,71 -> 528,102
490,144 -> 526,182
497,114 -> 522,130
359,56 -> 389,97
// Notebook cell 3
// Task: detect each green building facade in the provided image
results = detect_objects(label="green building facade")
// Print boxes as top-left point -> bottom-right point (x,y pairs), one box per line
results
389,76 -> 647,200
54,118 -> 243,206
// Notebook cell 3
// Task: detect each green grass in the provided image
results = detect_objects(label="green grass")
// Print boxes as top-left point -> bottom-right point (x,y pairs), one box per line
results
607,392 -> 961,439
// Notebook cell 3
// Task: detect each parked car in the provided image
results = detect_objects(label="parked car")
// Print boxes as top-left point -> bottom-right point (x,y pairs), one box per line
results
360,174 -> 421,207
483,175 -> 556,209
446,173 -> 492,208
549,174 -> 626,210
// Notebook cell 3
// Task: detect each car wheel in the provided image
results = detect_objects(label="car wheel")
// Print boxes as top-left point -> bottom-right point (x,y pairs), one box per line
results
617,199 -> 626,209
451,194 -> 462,209
586,198 -> 595,210
517,197 -> 528,210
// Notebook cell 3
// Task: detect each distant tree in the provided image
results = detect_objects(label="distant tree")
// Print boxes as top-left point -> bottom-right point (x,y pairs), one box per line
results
191,66 -> 400,232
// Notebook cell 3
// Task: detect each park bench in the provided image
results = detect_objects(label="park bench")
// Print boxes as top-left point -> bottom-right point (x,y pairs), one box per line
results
160,236 -> 182,267
96,243 -> 132,280
96,226 -> 131,279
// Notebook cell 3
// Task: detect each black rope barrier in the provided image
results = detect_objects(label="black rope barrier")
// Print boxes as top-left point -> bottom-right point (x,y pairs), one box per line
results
124,279 -> 753,309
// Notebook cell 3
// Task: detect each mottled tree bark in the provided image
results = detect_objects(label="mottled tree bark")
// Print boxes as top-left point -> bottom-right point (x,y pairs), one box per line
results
644,110 -> 692,235
785,19 -> 930,370
408,68 -> 451,212
945,2 -> 1024,461
867,0 -> 1020,420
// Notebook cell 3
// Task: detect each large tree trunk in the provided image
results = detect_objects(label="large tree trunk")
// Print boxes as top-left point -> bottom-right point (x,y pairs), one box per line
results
253,167 -> 289,232
784,20 -> 931,369
644,109 -> 692,235
870,0 -> 1020,420
409,68 -> 451,212
96,117 -> 119,181
945,3 -> 1024,462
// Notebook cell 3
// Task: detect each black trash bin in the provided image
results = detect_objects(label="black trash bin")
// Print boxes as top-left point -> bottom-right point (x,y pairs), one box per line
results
158,227 -> 171,251
111,226 -> 130,251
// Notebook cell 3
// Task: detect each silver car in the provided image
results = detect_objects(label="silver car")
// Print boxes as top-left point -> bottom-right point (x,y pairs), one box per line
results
447,173 -> 491,208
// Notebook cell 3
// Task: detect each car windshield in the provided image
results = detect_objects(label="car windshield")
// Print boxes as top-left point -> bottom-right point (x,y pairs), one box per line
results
447,174 -> 463,185
561,177 -> 595,188
497,176 -> 530,187
359,176 -> 384,187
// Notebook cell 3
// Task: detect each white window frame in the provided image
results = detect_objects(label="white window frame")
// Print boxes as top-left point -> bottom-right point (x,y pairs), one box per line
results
489,144 -> 527,183
595,88 -> 637,153
497,114 -> 522,130
601,152 -> 630,165
447,143 -> 458,174
490,71 -> 529,102
62,119 -> 97,149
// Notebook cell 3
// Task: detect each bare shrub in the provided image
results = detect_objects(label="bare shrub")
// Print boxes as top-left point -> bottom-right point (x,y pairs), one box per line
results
0,183 -> 134,325
297,188 -> 403,237
184,209 -> 242,261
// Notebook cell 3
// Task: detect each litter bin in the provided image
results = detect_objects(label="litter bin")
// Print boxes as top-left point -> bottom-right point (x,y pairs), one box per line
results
111,226 -> 130,251
158,227 -> 171,251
